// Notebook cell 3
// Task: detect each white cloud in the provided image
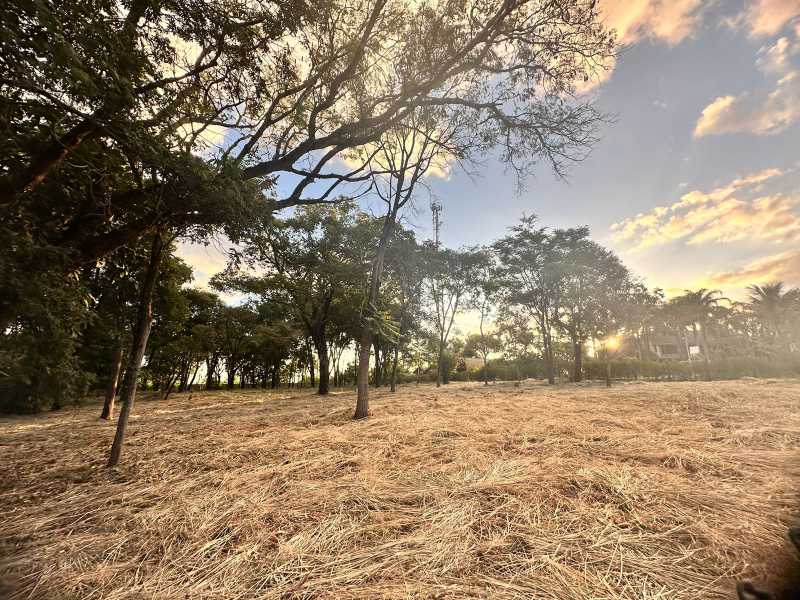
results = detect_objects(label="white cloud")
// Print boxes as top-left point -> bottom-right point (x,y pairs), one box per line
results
694,35 -> 800,137
175,240 -> 247,305
693,74 -> 800,137
610,169 -> 800,250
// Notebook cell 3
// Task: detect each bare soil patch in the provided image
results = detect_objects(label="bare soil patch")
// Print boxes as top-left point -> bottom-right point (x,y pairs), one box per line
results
1,380 -> 799,599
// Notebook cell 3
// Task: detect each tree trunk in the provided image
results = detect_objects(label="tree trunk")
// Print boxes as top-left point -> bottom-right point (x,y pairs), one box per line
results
354,330 -> 372,419
271,360 -> 281,388
605,354 -> 612,388
187,364 -> 199,391
573,339 -> 583,383
355,213 -> 395,419
100,340 -> 124,420
390,343 -> 399,392
314,333 -> 330,395
226,364 -> 236,389
483,354 -> 489,386
163,371 -> 178,400
436,338 -> 444,387
205,355 -> 218,390
544,335 -> 555,385
373,340 -> 383,387
107,229 -> 166,468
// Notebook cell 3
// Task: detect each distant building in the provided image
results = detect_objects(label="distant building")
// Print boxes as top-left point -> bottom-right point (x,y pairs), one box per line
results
619,325 -> 707,361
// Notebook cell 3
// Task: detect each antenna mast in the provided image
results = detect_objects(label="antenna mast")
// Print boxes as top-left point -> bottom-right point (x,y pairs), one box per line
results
430,199 -> 442,248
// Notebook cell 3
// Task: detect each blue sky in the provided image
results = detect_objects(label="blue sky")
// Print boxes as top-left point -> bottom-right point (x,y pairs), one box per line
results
178,0 -> 800,302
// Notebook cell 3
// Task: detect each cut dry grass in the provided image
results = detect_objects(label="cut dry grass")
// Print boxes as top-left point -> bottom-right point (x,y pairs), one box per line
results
1,380 -> 799,599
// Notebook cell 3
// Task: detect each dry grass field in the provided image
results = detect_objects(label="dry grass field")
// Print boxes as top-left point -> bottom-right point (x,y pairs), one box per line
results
1,380 -> 799,599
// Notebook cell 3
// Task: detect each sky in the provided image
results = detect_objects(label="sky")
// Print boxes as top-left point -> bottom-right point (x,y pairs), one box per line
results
177,0 -> 800,306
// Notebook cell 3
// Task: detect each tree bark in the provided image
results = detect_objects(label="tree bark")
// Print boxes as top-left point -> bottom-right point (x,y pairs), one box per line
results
107,229 -> 166,468
313,333 -> 330,395
354,213 -> 395,419
354,330 -> 372,418
187,364 -> 199,391
573,339 -> 583,383
271,360 -> 280,389
390,343 -> 399,392
226,364 -> 236,389
205,355 -> 218,390
544,334 -> 555,385
372,339 -> 383,387
100,340 -> 124,420
436,337 -> 444,387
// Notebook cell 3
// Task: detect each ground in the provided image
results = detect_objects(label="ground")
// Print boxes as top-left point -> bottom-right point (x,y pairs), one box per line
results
1,380 -> 799,599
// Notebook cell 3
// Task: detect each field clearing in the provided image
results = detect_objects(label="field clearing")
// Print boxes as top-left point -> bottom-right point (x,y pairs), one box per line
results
1,380 -> 799,599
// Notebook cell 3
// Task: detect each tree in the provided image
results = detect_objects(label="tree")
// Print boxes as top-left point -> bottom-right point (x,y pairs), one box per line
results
216,203 -> 372,394
107,229 -> 170,467
424,245 -> 481,387
467,248 -> 500,385
2,0 -> 613,279
2,0 -> 614,422
671,288 -> 727,372
553,235 -> 631,382
463,332 -> 502,384
747,282 -> 799,353
496,307 -> 537,384
493,216 -> 562,384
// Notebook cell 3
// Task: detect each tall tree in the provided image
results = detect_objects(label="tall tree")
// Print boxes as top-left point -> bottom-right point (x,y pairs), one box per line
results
493,216 -> 562,384
425,245 -> 481,387
553,235 -> 631,382
216,203 -> 371,394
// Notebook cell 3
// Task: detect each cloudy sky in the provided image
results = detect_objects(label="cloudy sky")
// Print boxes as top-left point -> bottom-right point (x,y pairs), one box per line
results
178,0 -> 800,302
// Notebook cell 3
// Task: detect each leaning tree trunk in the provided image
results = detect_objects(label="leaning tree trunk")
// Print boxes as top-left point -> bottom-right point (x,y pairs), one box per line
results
107,229 -> 166,468
187,364 -> 199,391
100,340 -> 124,420
354,214 -> 396,419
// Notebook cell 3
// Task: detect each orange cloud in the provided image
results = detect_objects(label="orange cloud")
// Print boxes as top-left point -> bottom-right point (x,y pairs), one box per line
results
705,250 -> 800,287
610,169 -> 799,250
694,33 -> 800,137
693,73 -> 800,137
573,1 -> 705,94
736,0 -> 800,37
600,0 -> 703,46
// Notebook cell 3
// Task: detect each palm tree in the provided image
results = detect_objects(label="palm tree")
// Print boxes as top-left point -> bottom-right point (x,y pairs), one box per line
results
747,282 -> 799,352
674,288 -> 727,365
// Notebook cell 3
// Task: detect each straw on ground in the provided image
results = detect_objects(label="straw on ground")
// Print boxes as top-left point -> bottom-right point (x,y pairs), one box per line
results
1,380 -> 799,599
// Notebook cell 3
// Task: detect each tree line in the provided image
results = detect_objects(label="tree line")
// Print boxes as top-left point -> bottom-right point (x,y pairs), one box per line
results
3,0 -> 798,469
